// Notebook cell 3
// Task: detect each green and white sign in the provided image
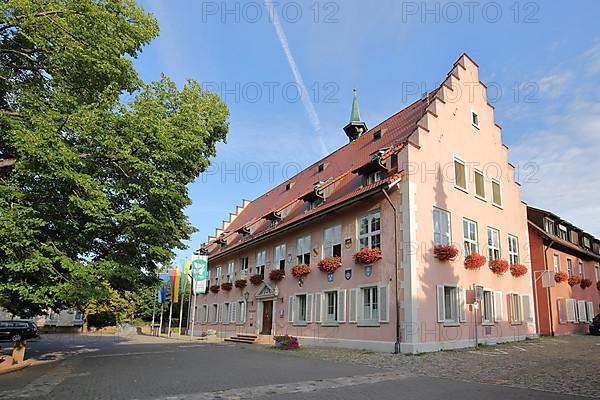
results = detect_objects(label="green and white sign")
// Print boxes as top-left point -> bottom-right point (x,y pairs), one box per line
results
191,255 -> 208,294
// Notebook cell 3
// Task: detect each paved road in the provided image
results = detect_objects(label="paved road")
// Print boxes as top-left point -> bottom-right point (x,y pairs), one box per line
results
0,334 -> 591,399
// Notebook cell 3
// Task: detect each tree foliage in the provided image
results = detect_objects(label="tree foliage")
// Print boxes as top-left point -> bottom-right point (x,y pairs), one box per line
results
0,1 -> 229,316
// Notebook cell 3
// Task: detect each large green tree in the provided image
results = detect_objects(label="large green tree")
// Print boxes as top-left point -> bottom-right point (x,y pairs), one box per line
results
0,1 -> 229,316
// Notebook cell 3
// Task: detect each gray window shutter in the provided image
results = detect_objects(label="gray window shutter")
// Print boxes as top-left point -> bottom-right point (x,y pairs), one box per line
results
458,287 -> 467,323
314,293 -> 322,323
507,294 -> 514,323
436,284 -> 445,322
349,289 -> 357,323
338,290 -> 346,323
587,301 -> 595,323
217,304 -> 223,323
306,294 -> 313,323
241,302 -> 246,323
378,286 -> 389,323
557,298 -> 566,324
566,299 -> 576,322
288,296 -> 294,323
577,301 -> 587,323
230,303 -> 236,324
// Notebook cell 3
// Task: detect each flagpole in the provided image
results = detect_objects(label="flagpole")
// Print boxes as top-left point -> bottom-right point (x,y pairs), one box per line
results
178,291 -> 184,336
158,304 -> 164,336
168,300 -> 173,337
190,274 -> 197,339
151,285 -> 158,335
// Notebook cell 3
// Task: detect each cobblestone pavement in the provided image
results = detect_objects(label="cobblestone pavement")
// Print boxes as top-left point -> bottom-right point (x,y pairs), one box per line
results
259,335 -> 600,398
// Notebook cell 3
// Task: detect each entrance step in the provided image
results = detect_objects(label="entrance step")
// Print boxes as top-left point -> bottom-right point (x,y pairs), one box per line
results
224,334 -> 258,344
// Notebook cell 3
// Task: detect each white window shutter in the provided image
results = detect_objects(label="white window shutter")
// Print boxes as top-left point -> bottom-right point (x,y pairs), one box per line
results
436,285 -> 445,323
256,302 -> 263,331
240,302 -> 246,323
587,301 -> 594,323
557,298 -> 566,324
349,289 -> 357,323
566,299 -> 576,322
288,296 -> 294,323
507,294 -> 513,323
314,293 -> 322,323
377,286 -> 389,323
493,291 -> 503,321
577,301 -> 587,323
306,294 -> 313,323
521,295 -> 531,323
458,287 -> 467,323
230,303 -> 237,324
338,290 -> 346,323
217,304 -> 222,323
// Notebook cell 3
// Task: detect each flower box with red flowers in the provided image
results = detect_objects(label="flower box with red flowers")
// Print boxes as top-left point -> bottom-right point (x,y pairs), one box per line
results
269,269 -> 285,282
353,248 -> 382,264
510,264 -> 528,278
317,256 -> 342,273
433,244 -> 458,262
291,264 -> 311,278
568,275 -> 581,287
489,259 -> 509,276
464,253 -> 486,270
209,285 -> 220,293
234,279 -> 247,289
580,278 -> 592,289
273,335 -> 299,350
554,271 -> 568,283
221,282 -> 233,291
249,274 -> 264,285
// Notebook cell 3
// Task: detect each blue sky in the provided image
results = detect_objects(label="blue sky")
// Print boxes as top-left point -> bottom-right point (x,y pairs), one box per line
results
134,0 -> 600,260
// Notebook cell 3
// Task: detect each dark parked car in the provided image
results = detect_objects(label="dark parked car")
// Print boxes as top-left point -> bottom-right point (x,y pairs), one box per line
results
590,313 -> 600,335
0,320 -> 40,342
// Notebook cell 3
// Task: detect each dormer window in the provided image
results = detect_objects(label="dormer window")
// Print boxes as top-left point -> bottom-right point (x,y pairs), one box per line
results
285,182 -> 294,191
544,218 -> 555,235
310,198 -> 323,209
367,170 -> 384,185
570,230 -> 579,245
471,111 -> 479,128
583,236 -> 591,250
558,225 -> 567,240
317,163 -> 325,173
373,130 -> 382,141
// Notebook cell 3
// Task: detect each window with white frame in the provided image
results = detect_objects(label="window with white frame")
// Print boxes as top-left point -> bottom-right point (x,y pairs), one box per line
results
210,304 -> 218,323
433,207 -> 451,246
215,266 -> 221,285
567,259 -> 573,276
570,230 -> 579,244
508,235 -> 519,265
240,256 -> 249,276
553,254 -> 560,273
226,261 -> 234,283
463,218 -> 478,256
295,294 -> 307,323
583,237 -> 591,250
578,262 -> 584,278
487,227 -> 501,260
454,158 -> 467,191
558,225 -> 567,240
324,225 -> 342,257
358,210 -> 381,249
471,111 -> 480,128
255,250 -> 266,277
361,287 -> 378,322
440,285 -> 459,324
236,301 -> 246,324
595,265 -> 600,282
508,293 -> 522,324
482,289 -> 493,324
544,218 -> 555,235
207,268 -> 212,286
367,170 -> 384,185
274,244 -> 286,271
491,178 -> 502,207
296,235 -> 311,265
324,291 -> 338,322
474,169 -> 485,199
593,242 -> 600,254
223,303 -> 230,324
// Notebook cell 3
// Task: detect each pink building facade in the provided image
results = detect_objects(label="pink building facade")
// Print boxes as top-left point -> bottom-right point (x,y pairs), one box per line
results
190,54 -> 537,353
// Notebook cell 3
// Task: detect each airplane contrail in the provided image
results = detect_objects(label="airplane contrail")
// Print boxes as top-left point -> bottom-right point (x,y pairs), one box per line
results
265,0 -> 329,156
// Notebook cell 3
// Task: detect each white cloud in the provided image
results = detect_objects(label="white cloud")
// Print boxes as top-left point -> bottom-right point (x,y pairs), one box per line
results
536,72 -> 573,99
510,48 -> 600,237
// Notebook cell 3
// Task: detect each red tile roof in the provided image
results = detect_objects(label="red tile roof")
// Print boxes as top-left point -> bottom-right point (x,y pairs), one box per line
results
204,92 -> 436,259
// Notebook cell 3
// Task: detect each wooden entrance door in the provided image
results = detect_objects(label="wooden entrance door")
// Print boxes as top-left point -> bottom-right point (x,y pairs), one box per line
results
261,301 -> 273,335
